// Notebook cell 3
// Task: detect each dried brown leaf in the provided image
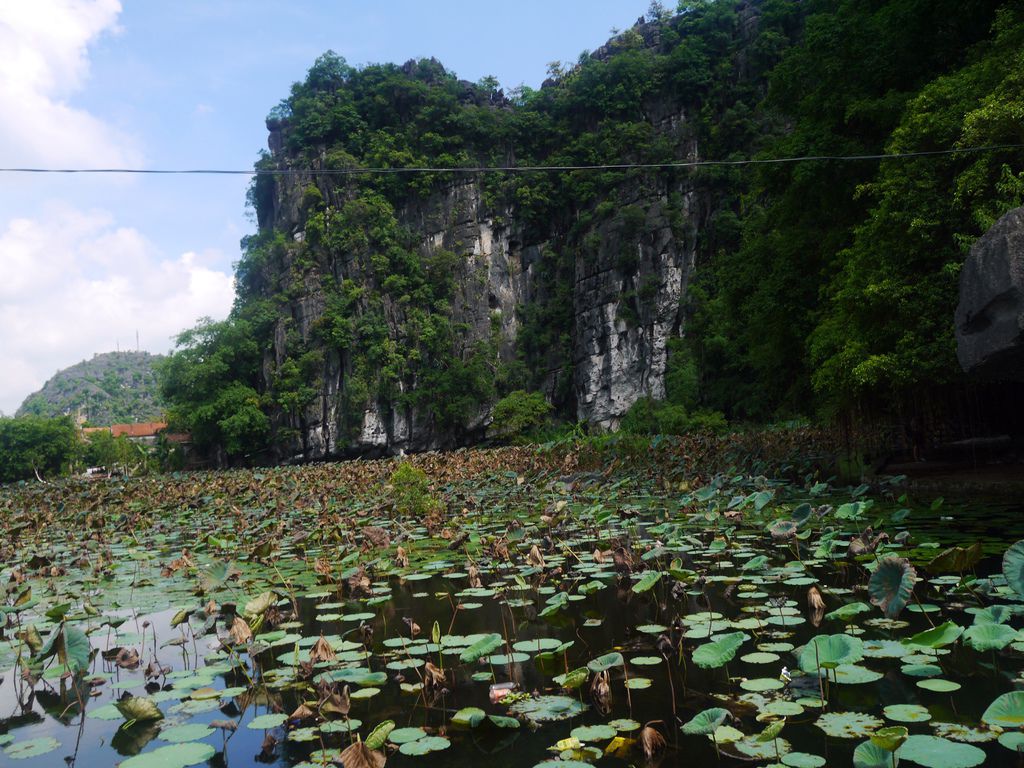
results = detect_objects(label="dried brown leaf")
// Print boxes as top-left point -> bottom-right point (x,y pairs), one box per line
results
639,724 -> 666,759
228,615 -> 252,645
339,740 -> 387,768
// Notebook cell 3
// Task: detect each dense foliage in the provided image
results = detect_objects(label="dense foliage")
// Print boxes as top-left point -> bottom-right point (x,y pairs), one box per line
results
160,0 -> 1024,460
17,351 -> 165,426
0,416 -> 78,483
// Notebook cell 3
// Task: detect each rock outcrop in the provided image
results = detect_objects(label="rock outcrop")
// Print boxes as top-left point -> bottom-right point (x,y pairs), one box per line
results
956,205 -> 1024,381
247,13 -> 757,459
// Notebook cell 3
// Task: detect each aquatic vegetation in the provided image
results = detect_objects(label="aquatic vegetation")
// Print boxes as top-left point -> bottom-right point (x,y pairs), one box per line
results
0,450 -> 1022,766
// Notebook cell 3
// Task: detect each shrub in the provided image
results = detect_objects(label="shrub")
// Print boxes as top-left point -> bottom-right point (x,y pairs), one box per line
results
619,397 -> 727,436
387,461 -> 442,516
491,390 -> 552,439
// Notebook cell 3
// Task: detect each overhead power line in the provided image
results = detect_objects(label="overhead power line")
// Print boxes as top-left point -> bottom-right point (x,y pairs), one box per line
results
0,143 -> 1020,176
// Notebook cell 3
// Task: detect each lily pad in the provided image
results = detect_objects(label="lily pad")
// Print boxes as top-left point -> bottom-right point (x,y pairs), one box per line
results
4,737 -> 62,760
570,724 -> 616,742
982,690 -> 1024,728
119,742 -> 216,768
508,695 -> 587,723
884,704 -> 931,723
898,735 -> 985,768
814,711 -> 883,738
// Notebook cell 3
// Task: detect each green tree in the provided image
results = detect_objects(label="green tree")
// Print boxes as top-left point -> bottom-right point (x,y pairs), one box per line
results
157,316 -> 270,460
0,416 -> 77,483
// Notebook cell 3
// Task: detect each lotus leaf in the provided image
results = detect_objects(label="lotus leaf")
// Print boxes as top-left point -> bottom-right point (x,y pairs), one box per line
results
982,690 -> 1024,728
508,695 -> 587,723
903,622 -> 963,649
693,632 -> 747,669
681,708 -> 731,735
868,557 -> 916,618
962,622 -> 1017,651
854,740 -> 899,768
1003,539 -> 1024,596
899,735 -> 985,768
451,707 -> 486,728
814,711 -> 883,738
459,633 -> 504,663
797,634 -> 864,673
119,742 -> 216,768
399,736 -> 450,755
4,737 -> 61,760
587,651 -> 624,673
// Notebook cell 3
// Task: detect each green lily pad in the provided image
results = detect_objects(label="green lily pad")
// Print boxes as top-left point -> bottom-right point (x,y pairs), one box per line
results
783,752 -> 827,767
741,676 -> 785,692
983,690 -> 1024,728
884,704 -> 931,723
916,679 -> 960,693
158,724 -> 214,743
451,708 -> 486,728
508,695 -> 587,723
4,737 -> 62,760
388,727 -> 427,744
962,622 -> 1018,651
899,735 -> 985,768
119,742 -> 216,768
571,724 -> 616,742
998,731 -> 1024,751
399,736 -> 450,755
247,713 -> 287,730
797,634 -> 864,673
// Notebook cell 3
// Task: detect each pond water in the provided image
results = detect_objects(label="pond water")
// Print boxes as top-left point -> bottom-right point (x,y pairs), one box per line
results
2,469 -> 1024,768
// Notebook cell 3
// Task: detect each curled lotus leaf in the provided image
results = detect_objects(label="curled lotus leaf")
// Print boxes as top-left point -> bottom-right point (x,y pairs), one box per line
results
459,633 -> 503,663
681,707 -> 731,736
693,632 -> 747,669
871,726 -> 909,752
587,651 -> 624,673
797,634 -> 864,673
868,557 -> 916,619
115,696 -> 164,723
927,543 -> 982,574
903,621 -> 963,649
854,740 -> 899,768
1003,539 -> 1024,596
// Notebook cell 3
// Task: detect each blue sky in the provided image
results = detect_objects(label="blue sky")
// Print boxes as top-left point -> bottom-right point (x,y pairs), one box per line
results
0,0 -> 653,415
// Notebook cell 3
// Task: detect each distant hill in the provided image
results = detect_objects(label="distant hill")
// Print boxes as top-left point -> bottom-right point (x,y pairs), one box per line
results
17,351 -> 166,425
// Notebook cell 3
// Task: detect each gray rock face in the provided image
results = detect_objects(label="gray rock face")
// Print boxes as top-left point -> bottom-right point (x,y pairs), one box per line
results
956,206 -> 1024,381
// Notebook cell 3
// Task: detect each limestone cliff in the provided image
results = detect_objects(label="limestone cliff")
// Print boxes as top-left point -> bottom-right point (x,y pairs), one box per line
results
242,6 -> 768,458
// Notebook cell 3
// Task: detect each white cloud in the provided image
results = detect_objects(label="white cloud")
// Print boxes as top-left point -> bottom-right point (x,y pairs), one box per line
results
0,0 -> 140,167
0,205 -> 236,415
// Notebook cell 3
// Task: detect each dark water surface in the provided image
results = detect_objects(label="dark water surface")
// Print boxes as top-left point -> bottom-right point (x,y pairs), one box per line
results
2,481 -> 1024,768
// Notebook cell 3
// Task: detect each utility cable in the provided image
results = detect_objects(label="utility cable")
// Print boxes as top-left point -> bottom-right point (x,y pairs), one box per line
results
0,143 -> 1021,176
